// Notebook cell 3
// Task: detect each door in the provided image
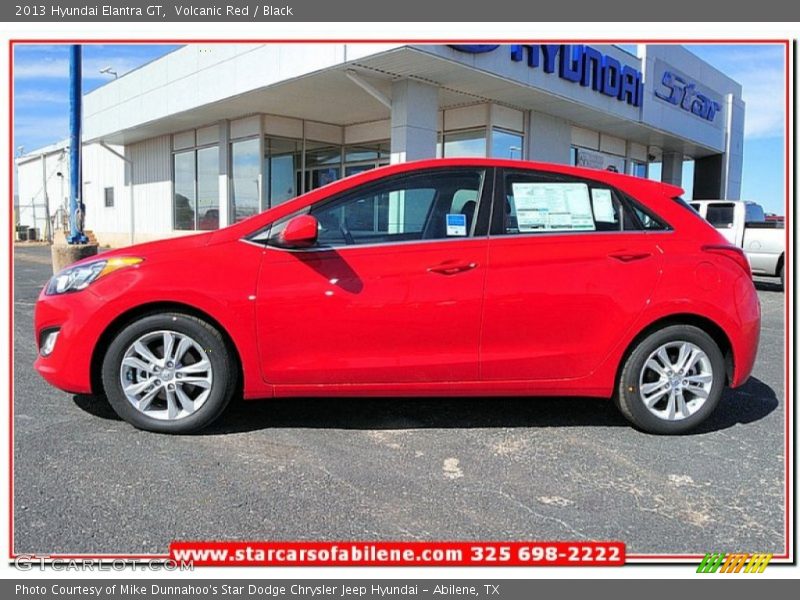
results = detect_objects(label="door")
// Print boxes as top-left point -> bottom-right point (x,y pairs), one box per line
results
255,167 -> 491,385
480,168 -> 664,381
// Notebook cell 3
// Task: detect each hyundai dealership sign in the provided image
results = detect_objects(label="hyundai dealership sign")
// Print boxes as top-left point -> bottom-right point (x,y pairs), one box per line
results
449,44 -> 644,107
654,67 -> 722,123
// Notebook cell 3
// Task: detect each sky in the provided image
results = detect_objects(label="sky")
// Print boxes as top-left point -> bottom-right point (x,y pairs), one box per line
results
647,44 -> 786,214
12,42 -> 788,214
13,44 -> 180,153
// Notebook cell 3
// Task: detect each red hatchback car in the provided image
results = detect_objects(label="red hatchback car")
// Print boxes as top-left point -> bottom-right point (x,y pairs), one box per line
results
34,159 -> 760,434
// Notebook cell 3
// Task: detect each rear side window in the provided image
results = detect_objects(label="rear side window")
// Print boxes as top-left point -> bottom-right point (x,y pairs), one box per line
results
496,171 -> 651,235
705,203 -> 736,228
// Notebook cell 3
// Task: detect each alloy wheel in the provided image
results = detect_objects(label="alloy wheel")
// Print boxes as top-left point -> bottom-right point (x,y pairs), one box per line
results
638,341 -> 714,421
119,330 -> 213,421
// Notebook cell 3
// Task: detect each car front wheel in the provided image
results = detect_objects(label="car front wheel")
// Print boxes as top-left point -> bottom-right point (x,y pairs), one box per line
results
101,312 -> 237,434
616,325 -> 725,434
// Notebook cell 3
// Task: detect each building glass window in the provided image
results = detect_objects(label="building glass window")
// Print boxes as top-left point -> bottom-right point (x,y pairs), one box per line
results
443,129 -> 486,158
197,146 -> 219,230
265,137 -> 301,208
491,129 -> 523,159
304,142 -> 341,191
104,187 -> 114,208
173,146 -> 219,231
344,142 -> 390,177
173,150 -> 195,230
574,146 -> 626,173
628,160 -> 647,178
231,137 -> 261,223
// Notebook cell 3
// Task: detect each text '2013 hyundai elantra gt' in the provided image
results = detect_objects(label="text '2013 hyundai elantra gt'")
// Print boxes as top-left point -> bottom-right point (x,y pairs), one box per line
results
34,159 -> 760,434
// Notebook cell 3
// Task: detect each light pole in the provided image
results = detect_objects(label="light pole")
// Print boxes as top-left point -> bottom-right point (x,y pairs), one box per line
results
67,44 -> 87,244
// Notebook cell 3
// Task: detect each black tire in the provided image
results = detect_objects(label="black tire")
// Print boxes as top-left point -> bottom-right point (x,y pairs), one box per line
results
101,312 -> 237,434
780,263 -> 784,290
616,325 -> 725,435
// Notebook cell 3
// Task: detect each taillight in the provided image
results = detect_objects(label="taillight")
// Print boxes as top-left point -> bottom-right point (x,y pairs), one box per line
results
702,244 -> 752,277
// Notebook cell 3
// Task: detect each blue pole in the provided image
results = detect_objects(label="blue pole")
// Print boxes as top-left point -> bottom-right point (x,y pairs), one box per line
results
67,45 -> 87,244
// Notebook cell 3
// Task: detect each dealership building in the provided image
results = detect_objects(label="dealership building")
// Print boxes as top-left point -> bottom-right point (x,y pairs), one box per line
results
15,43 -> 744,246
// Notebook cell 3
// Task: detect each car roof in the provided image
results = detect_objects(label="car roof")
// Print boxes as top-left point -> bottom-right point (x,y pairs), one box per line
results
378,158 -> 685,200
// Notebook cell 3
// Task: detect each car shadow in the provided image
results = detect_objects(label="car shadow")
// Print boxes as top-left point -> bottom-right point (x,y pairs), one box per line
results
71,376 -> 778,436
693,377 -> 780,434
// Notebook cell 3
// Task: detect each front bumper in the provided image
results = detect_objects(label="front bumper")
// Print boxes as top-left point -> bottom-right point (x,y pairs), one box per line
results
33,286 -> 109,395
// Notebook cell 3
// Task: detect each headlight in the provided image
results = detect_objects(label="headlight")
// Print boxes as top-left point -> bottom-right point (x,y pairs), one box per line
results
45,257 -> 143,295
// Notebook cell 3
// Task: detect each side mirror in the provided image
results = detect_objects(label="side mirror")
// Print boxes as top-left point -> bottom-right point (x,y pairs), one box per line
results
278,214 -> 319,248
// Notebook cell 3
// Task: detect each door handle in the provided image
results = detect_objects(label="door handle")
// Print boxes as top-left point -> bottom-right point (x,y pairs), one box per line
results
608,252 -> 652,263
427,262 -> 478,275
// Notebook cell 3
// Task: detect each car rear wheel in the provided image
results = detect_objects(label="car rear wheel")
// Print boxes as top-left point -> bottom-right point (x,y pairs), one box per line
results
101,313 -> 236,433
616,325 -> 725,434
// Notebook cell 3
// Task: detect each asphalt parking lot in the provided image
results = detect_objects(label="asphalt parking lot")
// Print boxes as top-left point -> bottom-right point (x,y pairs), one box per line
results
13,244 -> 786,556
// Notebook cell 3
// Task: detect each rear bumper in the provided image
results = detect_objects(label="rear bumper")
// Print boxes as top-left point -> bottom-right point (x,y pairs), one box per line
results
728,274 -> 761,388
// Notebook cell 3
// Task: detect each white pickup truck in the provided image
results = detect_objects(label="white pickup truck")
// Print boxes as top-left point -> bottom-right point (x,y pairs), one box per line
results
691,200 -> 785,288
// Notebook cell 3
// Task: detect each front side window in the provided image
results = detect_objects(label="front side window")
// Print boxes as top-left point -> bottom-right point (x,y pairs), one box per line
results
271,169 -> 485,248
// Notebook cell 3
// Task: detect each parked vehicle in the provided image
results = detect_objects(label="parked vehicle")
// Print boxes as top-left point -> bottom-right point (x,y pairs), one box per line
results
690,200 -> 785,288
34,159 -> 760,435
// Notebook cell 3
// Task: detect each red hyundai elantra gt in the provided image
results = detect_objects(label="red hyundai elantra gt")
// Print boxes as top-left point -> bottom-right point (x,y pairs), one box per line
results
34,159 -> 760,434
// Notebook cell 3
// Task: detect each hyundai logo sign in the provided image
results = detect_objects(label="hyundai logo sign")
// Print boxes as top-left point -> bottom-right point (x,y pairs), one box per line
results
655,71 -> 721,123
447,44 -> 500,54
448,44 -> 644,108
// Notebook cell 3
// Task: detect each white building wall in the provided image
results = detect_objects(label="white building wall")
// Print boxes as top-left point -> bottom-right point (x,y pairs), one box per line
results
528,112 -> 571,164
83,143 -> 128,241
15,145 -> 69,238
83,44 -> 402,142
129,135 -> 173,240
344,120 -> 390,145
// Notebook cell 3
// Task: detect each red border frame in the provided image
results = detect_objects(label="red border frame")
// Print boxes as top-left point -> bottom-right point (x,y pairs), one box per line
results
8,38 -> 793,565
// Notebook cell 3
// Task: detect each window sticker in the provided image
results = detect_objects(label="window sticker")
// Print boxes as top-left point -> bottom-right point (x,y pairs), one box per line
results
591,188 -> 616,222
446,213 -> 468,236
511,182 -> 595,232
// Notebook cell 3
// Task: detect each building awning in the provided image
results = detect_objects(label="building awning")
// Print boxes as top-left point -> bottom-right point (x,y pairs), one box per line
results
84,45 -> 721,159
